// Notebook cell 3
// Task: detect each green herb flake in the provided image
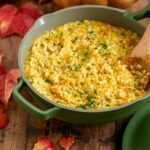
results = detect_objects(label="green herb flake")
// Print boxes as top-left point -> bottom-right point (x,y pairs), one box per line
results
86,66 -> 91,70
81,58 -> 87,62
94,90 -> 97,94
72,37 -> 78,43
104,97 -> 111,101
78,95 -> 96,109
79,101 -> 96,109
88,31 -> 94,34
45,79 -> 49,83
82,49 -> 90,62
78,104 -> 87,109
85,100 -> 96,108
72,64 -> 81,70
83,49 -> 90,57
101,43 -> 108,49
99,48 -> 110,57
79,92 -> 84,95
87,100 -> 96,107
87,95 -> 94,101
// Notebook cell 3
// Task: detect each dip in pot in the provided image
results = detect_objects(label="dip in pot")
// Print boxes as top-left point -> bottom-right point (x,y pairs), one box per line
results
24,20 -> 147,110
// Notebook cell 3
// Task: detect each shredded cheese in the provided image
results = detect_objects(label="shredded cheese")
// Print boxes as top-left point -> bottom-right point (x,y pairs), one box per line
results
24,20 -> 147,110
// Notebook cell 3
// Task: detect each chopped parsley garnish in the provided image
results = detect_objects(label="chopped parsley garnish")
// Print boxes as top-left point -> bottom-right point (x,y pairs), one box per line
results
78,95 -> 96,109
79,92 -> 85,95
83,49 -> 90,57
79,104 -> 87,109
72,64 -> 81,70
68,64 -> 81,70
99,43 -> 110,57
45,79 -> 49,83
86,66 -> 91,70
104,97 -> 111,101
87,95 -> 94,101
88,31 -> 94,34
101,43 -> 108,49
94,90 -> 97,94
81,58 -> 87,62
72,37 -> 78,43
87,100 -> 96,107
82,49 -> 90,62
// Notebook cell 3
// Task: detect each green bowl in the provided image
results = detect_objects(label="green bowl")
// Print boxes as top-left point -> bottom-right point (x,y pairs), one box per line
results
122,104 -> 150,150
12,5 -> 150,124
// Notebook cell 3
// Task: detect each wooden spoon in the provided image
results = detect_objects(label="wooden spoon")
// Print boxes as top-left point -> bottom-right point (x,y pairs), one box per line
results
131,23 -> 150,57
122,24 -> 150,90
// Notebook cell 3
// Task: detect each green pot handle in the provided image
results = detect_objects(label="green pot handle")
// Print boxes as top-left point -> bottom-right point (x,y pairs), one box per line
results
124,6 -> 150,23
12,79 -> 60,120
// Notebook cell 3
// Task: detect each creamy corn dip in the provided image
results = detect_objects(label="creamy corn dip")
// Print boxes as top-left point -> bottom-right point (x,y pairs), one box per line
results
24,20 -> 147,110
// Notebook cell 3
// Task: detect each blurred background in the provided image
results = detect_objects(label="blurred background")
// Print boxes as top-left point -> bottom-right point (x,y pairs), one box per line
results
0,0 -> 149,9
0,0 -> 149,28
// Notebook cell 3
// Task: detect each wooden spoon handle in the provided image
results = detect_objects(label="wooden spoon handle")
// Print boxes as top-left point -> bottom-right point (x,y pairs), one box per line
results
131,23 -> 150,57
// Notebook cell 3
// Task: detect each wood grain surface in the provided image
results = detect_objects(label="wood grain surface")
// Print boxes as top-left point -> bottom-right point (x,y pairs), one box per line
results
0,0 -> 149,150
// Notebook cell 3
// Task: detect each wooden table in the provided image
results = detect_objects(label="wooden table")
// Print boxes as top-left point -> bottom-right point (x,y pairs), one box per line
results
0,0 -> 149,150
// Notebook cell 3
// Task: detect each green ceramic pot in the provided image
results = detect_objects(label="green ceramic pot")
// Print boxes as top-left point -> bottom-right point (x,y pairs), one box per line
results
12,5 -> 150,124
122,103 -> 150,150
